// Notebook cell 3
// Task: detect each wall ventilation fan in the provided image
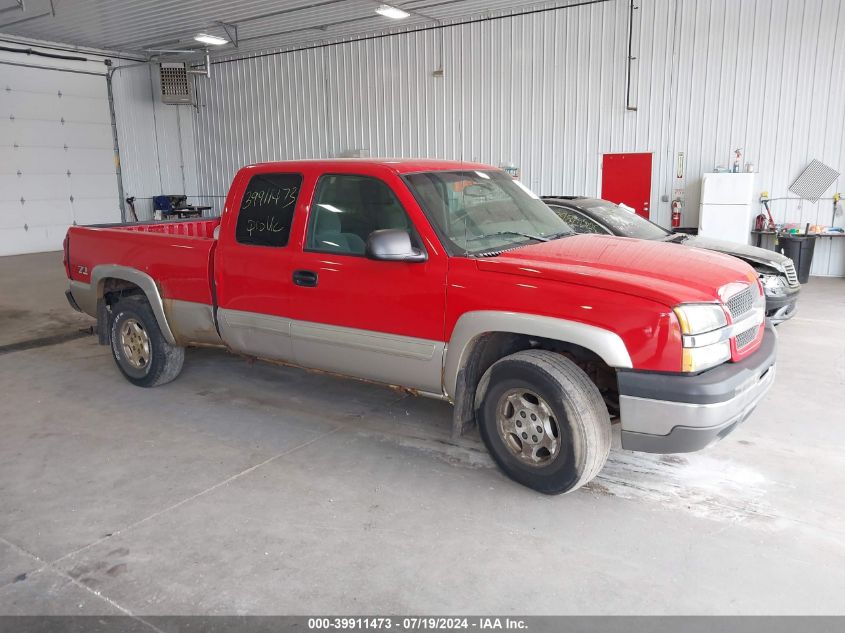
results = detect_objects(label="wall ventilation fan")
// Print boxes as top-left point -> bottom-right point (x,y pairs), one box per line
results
159,63 -> 193,105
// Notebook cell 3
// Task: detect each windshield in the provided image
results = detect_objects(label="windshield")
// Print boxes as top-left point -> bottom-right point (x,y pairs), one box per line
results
404,170 -> 572,255
577,199 -> 671,240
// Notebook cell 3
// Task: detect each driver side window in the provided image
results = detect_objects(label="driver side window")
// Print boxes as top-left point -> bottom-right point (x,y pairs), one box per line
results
548,206 -> 606,235
306,174 -> 417,256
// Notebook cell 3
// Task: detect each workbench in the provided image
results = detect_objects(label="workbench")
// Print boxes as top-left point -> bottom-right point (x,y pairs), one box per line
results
751,231 -> 845,277
751,230 -> 845,248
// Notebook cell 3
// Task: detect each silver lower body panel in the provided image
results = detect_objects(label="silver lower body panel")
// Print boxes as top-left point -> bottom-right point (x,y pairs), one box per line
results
217,308 -> 445,394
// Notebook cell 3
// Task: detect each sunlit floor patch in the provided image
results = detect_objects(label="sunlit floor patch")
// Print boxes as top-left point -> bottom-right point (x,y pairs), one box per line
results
590,438 -> 773,525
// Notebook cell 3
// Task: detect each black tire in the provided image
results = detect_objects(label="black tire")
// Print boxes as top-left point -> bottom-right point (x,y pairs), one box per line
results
110,297 -> 185,387
476,349 -> 611,494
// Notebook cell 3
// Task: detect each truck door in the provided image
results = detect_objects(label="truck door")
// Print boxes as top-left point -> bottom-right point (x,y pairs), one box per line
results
287,171 -> 448,394
213,168 -> 307,362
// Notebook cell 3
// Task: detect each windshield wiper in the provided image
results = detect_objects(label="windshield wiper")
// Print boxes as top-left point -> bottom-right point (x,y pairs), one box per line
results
663,233 -> 689,243
466,230 -> 550,243
544,231 -> 575,240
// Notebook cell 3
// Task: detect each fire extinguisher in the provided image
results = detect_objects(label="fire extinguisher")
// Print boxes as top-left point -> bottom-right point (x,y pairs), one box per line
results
671,200 -> 682,228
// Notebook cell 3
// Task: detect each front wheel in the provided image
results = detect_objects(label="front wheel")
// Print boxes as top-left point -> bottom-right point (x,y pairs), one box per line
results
476,350 -> 611,494
110,297 -> 185,387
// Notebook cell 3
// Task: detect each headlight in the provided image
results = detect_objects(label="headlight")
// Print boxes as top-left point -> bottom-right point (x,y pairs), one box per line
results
673,303 -> 727,335
682,341 -> 731,373
674,303 -> 730,372
760,273 -> 786,296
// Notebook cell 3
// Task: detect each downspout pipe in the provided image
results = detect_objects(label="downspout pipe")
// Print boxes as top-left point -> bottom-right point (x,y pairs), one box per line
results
626,0 -> 639,111
104,60 -> 128,223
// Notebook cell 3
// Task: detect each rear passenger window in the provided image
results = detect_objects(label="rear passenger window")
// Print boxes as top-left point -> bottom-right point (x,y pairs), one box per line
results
235,173 -> 302,247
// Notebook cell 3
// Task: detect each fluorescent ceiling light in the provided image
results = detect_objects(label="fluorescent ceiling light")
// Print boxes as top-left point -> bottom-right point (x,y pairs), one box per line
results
194,33 -> 228,46
375,4 -> 410,19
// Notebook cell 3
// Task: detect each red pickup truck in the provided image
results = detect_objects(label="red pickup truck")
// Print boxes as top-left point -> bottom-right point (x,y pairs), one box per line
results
64,159 -> 776,494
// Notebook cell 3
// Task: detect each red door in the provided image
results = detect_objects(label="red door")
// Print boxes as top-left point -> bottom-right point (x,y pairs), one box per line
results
601,152 -> 652,219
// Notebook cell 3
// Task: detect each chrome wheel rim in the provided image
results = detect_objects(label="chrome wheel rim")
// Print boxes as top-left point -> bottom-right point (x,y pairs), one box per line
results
119,318 -> 151,370
496,388 -> 560,467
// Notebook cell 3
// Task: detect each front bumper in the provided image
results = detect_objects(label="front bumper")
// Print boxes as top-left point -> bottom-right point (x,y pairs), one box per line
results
765,287 -> 800,324
617,324 -> 777,453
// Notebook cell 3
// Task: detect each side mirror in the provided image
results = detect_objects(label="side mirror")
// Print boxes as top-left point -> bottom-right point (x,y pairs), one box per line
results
366,229 -> 427,263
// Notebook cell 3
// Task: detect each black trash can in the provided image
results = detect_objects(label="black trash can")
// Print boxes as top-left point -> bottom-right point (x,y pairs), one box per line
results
777,235 -> 817,284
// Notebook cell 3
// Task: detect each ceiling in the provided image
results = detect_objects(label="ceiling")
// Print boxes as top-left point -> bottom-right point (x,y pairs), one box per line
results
0,0 -> 583,60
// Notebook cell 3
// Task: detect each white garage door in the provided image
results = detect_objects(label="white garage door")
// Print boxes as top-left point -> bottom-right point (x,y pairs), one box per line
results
0,65 -> 121,256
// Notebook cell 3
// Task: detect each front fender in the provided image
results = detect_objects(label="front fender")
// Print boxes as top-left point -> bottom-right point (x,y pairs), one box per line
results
443,310 -> 633,398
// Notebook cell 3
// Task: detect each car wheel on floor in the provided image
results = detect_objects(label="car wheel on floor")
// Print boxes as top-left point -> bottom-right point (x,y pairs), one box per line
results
476,349 -> 611,495
109,296 -> 185,387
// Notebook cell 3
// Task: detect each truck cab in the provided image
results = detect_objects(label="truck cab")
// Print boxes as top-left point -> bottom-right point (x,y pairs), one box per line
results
64,159 -> 777,495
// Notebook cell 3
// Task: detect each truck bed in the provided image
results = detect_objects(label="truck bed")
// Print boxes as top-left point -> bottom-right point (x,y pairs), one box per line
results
66,218 -> 221,306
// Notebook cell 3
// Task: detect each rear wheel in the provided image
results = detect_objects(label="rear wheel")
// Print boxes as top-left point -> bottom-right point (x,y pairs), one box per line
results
110,297 -> 184,387
476,349 -> 611,494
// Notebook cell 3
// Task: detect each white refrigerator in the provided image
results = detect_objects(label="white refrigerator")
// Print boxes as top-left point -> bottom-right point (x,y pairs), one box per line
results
698,173 -> 756,244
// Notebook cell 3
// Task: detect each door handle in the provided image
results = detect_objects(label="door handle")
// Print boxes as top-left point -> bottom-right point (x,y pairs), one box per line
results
293,269 -> 318,287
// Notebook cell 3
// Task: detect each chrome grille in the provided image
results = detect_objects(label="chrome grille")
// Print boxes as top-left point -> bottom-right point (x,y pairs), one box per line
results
783,260 -> 799,286
735,326 -> 759,350
725,286 -> 755,320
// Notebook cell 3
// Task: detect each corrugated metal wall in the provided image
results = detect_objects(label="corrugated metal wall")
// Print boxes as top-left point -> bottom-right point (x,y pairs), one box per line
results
111,62 -> 198,220
192,1 -> 665,207
128,0 -> 845,274
666,0 -> 845,275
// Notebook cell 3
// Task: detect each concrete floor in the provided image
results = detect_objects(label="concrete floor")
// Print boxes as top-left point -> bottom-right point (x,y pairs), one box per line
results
0,252 -> 93,348
0,251 -> 843,616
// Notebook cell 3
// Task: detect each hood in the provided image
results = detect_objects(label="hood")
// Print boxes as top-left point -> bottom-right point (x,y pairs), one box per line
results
681,235 -> 789,273
475,234 -> 757,307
